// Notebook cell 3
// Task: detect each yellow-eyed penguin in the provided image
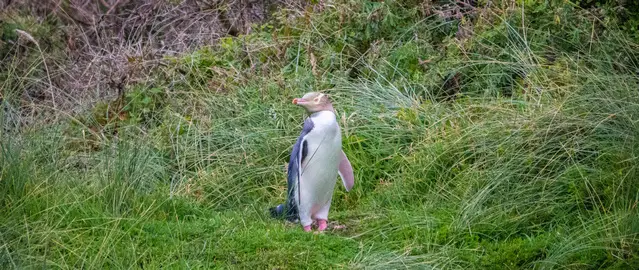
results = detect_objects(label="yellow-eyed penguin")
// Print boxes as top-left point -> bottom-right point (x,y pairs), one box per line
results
270,92 -> 355,232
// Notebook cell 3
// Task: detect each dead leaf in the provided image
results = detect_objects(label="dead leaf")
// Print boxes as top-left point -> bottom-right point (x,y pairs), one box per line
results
418,58 -> 432,65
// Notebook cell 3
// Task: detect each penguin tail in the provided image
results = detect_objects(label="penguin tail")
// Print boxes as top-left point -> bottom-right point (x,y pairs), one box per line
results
269,204 -> 299,223
269,204 -> 285,219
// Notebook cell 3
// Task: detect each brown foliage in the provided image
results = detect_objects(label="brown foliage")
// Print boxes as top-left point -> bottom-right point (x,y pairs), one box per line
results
1,0 -> 308,124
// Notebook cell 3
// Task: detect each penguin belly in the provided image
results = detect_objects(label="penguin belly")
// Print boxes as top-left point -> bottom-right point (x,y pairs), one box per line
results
297,113 -> 342,227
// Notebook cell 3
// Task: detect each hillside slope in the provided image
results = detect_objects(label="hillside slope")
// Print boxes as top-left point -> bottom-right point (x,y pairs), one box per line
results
1,1 -> 639,269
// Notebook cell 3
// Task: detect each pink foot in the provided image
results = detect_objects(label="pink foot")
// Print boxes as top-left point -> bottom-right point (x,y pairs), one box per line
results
318,219 -> 328,231
303,225 -> 312,232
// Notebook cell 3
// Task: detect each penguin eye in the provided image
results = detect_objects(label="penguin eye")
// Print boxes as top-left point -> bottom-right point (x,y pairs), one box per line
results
313,98 -> 320,103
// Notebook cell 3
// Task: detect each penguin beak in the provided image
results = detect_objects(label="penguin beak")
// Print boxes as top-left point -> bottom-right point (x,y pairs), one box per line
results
292,98 -> 308,105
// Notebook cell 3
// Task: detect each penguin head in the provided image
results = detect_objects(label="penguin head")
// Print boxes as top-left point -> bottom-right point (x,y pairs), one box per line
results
292,92 -> 334,113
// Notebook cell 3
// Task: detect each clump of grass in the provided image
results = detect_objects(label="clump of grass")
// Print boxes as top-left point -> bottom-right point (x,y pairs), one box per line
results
1,1 -> 639,268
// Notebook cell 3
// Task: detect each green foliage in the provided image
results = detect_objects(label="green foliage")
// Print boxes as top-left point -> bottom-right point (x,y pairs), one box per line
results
2,0 -> 639,268
476,233 -> 552,269
123,85 -> 167,127
573,0 -> 639,40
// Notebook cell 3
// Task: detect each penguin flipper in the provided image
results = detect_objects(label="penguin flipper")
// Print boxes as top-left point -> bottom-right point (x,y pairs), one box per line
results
338,150 -> 355,191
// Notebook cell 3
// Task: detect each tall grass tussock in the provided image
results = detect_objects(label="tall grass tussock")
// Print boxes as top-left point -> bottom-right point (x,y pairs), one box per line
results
1,0 -> 639,268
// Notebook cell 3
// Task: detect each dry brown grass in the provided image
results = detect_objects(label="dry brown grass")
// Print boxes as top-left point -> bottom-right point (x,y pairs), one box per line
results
0,0 -> 312,127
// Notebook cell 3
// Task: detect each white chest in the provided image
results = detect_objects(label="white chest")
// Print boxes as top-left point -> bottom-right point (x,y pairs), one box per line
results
300,111 -> 342,180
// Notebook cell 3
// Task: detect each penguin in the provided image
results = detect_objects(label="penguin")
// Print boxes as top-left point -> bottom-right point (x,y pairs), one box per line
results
270,92 -> 355,232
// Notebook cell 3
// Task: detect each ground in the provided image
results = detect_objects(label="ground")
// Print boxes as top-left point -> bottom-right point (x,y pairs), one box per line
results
1,1 -> 639,269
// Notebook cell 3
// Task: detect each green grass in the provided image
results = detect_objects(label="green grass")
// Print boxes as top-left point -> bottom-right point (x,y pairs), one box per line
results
2,1 -> 639,269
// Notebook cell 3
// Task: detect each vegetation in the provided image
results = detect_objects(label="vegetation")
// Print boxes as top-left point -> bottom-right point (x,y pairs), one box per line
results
1,0 -> 639,268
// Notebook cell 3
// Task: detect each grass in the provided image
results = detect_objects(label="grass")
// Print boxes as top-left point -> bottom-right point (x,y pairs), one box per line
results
2,1 -> 639,269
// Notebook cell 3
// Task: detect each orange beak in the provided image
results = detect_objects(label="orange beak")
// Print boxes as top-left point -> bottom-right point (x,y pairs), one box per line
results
292,98 -> 306,105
